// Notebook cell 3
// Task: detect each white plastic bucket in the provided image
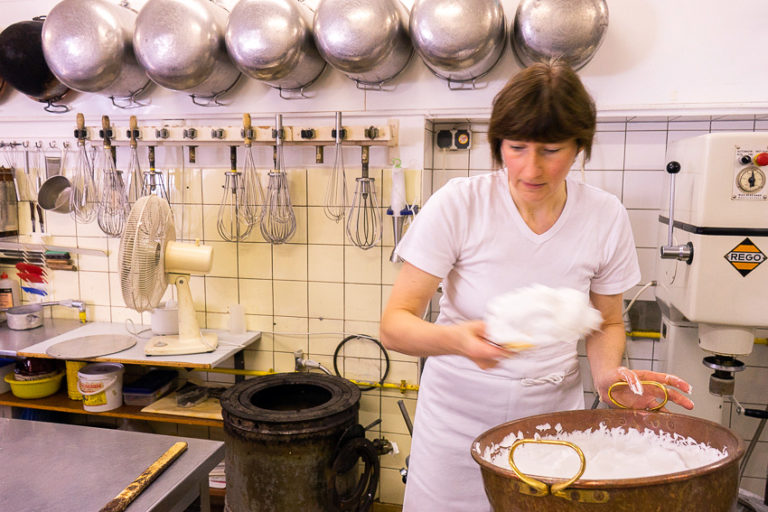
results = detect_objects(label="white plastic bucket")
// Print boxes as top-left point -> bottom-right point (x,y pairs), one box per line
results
77,362 -> 124,412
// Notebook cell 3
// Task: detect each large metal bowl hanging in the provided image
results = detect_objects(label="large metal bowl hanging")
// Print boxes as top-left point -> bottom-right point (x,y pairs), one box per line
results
133,0 -> 241,104
225,0 -> 326,95
0,18 -> 70,112
313,0 -> 413,88
512,0 -> 609,71
41,0 -> 150,106
409,0 -> 506,87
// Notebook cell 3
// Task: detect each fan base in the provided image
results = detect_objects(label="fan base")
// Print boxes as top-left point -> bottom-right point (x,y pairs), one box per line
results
145,333 -> 218,356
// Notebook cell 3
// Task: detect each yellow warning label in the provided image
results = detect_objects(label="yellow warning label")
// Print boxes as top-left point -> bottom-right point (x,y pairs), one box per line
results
724,238 -> 765,277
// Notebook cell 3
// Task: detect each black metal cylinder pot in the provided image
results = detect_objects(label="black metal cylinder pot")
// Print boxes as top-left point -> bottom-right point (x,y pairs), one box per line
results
220,372 -> 379,512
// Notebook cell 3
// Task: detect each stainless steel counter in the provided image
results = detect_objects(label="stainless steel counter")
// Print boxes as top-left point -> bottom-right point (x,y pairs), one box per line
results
0,317 -> 84,357
0,417 -> 224,512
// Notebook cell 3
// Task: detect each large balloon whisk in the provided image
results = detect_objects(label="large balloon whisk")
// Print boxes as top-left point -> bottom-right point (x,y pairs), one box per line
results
240,113 -> 264,227
141,145 -> 170,202
217,146 -> 253,242
346,146 -> 381,250
259,114 -> 296,244
324,111 -> 347,222
70,113 -> 98,223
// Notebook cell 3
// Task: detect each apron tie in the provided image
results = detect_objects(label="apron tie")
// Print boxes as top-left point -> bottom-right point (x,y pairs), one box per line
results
520,367 -> 577,387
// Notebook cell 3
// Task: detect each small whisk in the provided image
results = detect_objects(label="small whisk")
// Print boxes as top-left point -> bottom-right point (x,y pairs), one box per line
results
97,115 -> 128,237
346,146 -> 382,250
124,115 -> 143,206
217,146 -> 253,241
142,145 -> 170,202
259,113 -> 296,244
240,113 -> 264,227
70,113 -> 98,223
323,111 -> 347,222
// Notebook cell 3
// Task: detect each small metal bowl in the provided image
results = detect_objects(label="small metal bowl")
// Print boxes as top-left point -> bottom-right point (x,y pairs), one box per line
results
37,175 -> 72,213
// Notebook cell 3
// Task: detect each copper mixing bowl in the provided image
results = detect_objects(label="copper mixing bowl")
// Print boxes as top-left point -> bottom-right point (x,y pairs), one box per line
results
472,409 -> 745,512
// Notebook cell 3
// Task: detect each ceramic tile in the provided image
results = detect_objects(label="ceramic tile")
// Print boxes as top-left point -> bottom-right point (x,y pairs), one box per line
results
378,467 -> 406,505
239,278 -> 273,316
627,209 -> 661,248
307,318 -> 345,356
624,131 -> 668,170
237,243 -> 272,279
586,131 -> 625,171
307,206 -> 345,244
308,281 -> 343,320
622,170 -> 665,209
201,167 -> 227,205
273,280 -> 308,317
306,166 -> 331,207
203,277 -> 238,314
78,271 -> 111,306
345,283 -> 382,322
345,246 -> 382,284
206,241 -> 238,278
273,315 -> 309,354
272,243 -> 308,281
432,169 -> 468,193
307,244 -> 344,282
582,170 -> 623,200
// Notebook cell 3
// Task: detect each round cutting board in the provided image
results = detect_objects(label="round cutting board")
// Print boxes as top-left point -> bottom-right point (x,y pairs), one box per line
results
46,334 -> 137,359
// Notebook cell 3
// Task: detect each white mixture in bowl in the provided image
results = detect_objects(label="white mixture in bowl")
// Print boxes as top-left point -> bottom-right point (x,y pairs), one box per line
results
484,285 -> 603,347
478,422 -> 727,480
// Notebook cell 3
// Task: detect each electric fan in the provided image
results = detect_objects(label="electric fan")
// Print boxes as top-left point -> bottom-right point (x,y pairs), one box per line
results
119,194 -> 218,355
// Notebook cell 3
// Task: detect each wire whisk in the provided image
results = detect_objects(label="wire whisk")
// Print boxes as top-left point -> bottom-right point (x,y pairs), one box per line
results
240,113 -> 264,227
259,114 -> 296,244
124,115 -> 143,206
217,146 -> 253,241
96,116 -> 128,237
346,146 -> 382,250
324,111 -> 347,222
142,145 -> 170,202
70,113 -> 98,223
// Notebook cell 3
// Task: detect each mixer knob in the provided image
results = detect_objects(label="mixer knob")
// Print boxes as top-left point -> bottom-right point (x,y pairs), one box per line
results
753,152 -> 768,166
740,155 -> 753,165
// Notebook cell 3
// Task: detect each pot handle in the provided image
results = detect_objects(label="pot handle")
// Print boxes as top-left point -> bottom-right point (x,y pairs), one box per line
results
508,438 -> 586,496
329,434 -> 380,511
607,380 -> 669,411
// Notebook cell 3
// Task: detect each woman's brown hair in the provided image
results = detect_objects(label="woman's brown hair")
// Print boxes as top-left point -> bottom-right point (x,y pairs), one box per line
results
488,60 -> 596,167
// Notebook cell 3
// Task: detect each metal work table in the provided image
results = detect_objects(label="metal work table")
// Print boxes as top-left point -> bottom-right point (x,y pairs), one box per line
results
0,417 -> 224,512
0,317 -> 83,357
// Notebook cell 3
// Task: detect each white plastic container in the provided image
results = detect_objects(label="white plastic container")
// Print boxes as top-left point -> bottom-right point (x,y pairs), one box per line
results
77,362 -> 125,412
0,272 -> 21,323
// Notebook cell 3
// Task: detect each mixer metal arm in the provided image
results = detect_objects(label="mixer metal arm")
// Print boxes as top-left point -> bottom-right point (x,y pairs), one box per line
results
660,160 -> 694,264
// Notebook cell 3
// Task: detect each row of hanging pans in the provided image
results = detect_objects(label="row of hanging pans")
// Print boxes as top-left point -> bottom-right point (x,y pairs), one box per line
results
0,0 -> 609,111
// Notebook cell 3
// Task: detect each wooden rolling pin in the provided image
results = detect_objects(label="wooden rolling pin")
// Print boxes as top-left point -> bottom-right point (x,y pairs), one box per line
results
99,441 -> 188,512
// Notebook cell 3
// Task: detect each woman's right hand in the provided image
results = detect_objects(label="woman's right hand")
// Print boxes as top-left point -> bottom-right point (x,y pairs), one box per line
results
452,320 -> 517,369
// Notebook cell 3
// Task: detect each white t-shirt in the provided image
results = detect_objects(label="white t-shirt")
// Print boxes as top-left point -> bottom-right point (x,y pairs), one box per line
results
396,169 -> 641,328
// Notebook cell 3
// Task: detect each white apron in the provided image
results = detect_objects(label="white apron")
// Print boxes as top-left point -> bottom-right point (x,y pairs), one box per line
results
403,341 -> 584,512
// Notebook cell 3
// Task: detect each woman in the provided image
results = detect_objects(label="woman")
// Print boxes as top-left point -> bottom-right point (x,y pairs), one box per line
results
380,61 -> 694,511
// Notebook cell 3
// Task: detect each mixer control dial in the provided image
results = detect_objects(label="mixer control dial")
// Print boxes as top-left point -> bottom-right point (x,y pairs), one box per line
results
754,152 -> 768,166
736,165 -> 766,193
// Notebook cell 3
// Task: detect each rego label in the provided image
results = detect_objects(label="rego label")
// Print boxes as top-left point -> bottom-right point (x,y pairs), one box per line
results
724,238 -> 765,277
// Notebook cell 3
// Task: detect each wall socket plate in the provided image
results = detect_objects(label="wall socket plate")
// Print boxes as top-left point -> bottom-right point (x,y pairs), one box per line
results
436,129 -> 471,151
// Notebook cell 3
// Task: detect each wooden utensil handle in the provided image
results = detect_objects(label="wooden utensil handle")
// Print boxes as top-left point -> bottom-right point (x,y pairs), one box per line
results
99,441 -> 188,512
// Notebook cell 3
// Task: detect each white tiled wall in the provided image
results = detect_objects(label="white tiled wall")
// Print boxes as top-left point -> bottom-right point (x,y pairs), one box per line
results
4,114 -> 768,504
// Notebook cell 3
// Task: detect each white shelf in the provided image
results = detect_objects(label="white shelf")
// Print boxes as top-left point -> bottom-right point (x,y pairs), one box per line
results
17,321 -> 260,369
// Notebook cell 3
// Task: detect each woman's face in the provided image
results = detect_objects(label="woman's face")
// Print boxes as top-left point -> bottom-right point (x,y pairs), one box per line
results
500,139 -> 579,207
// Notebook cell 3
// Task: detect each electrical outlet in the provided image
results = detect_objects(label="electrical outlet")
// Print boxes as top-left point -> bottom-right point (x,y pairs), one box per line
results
436,128 -> 471,151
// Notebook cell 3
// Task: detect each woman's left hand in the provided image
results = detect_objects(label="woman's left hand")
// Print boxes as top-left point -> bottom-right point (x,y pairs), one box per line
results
596,366 -> 694,412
